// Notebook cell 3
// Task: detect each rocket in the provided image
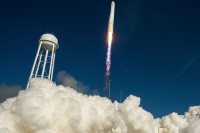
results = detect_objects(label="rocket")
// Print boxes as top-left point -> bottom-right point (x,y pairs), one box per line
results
108,1 -> 115,33
105,1 -> 115,88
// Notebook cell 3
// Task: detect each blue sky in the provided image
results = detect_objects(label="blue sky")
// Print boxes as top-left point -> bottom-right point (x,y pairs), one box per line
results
0,0 -> 200,117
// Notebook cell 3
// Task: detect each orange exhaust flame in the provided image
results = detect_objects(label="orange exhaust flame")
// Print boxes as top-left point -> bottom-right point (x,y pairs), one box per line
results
106,31 -> 113,77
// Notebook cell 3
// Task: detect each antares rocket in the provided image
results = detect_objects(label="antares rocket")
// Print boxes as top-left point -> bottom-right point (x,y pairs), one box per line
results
105,1 -> 115,91
108,1 -> 115,33
105,1 -> 115,77
105,1 -> 115,92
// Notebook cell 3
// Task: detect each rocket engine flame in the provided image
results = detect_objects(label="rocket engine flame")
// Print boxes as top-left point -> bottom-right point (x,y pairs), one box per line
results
106,32 -> 113,77
108,32 -> 113,46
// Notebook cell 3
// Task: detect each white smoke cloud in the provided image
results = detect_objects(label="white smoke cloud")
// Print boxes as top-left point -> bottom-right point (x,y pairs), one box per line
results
0,78 -> 199,133
180,106 -> 200,133
180,120 -> 200,133
185,106 -> 200,122
159,113 -> 187,133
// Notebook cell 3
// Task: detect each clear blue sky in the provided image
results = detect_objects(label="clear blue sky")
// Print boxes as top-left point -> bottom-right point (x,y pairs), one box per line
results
0,0 -> 200,117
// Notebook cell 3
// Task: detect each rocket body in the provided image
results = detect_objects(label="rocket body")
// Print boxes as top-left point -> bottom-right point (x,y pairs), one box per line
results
108,1 -> 115,33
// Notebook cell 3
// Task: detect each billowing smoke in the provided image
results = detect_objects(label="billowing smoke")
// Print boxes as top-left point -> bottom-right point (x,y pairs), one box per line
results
0,78 -> 199,133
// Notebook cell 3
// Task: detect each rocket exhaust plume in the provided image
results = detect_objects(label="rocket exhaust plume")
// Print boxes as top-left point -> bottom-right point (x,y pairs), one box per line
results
1,79 -> 200,133
105,1 -> 115,91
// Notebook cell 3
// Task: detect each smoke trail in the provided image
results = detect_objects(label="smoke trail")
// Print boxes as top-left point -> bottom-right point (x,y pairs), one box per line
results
106,32 -> 113,76
105,32 -> 113,90
106,44 -> 111,77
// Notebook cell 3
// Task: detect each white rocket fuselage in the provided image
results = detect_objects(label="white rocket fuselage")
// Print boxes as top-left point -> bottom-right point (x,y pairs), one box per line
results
108,1 -> 115,33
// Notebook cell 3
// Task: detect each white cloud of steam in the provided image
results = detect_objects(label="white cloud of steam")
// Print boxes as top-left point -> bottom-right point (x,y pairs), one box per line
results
179,106 -> 200,133
159,113 -> 187,133
0,78 -> 199,133
185,106 -> 200,122
180,120 -> 200,133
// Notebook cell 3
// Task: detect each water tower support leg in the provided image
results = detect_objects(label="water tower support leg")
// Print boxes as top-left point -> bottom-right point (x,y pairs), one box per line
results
26,42 -> 42,89
51,52 -> 56,81
48,45 -> 55,80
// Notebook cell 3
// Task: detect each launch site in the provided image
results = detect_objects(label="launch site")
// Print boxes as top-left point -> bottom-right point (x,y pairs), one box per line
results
0,0 -> 199,133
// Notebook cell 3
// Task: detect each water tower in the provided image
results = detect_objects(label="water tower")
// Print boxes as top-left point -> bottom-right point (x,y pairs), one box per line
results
26,33 -> 59,89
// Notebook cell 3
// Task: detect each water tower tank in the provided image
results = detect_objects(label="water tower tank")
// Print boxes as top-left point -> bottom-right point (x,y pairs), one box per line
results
40,34 -> 59,51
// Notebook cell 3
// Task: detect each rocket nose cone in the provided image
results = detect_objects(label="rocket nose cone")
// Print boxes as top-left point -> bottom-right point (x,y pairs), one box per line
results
112,1 -> 115,6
